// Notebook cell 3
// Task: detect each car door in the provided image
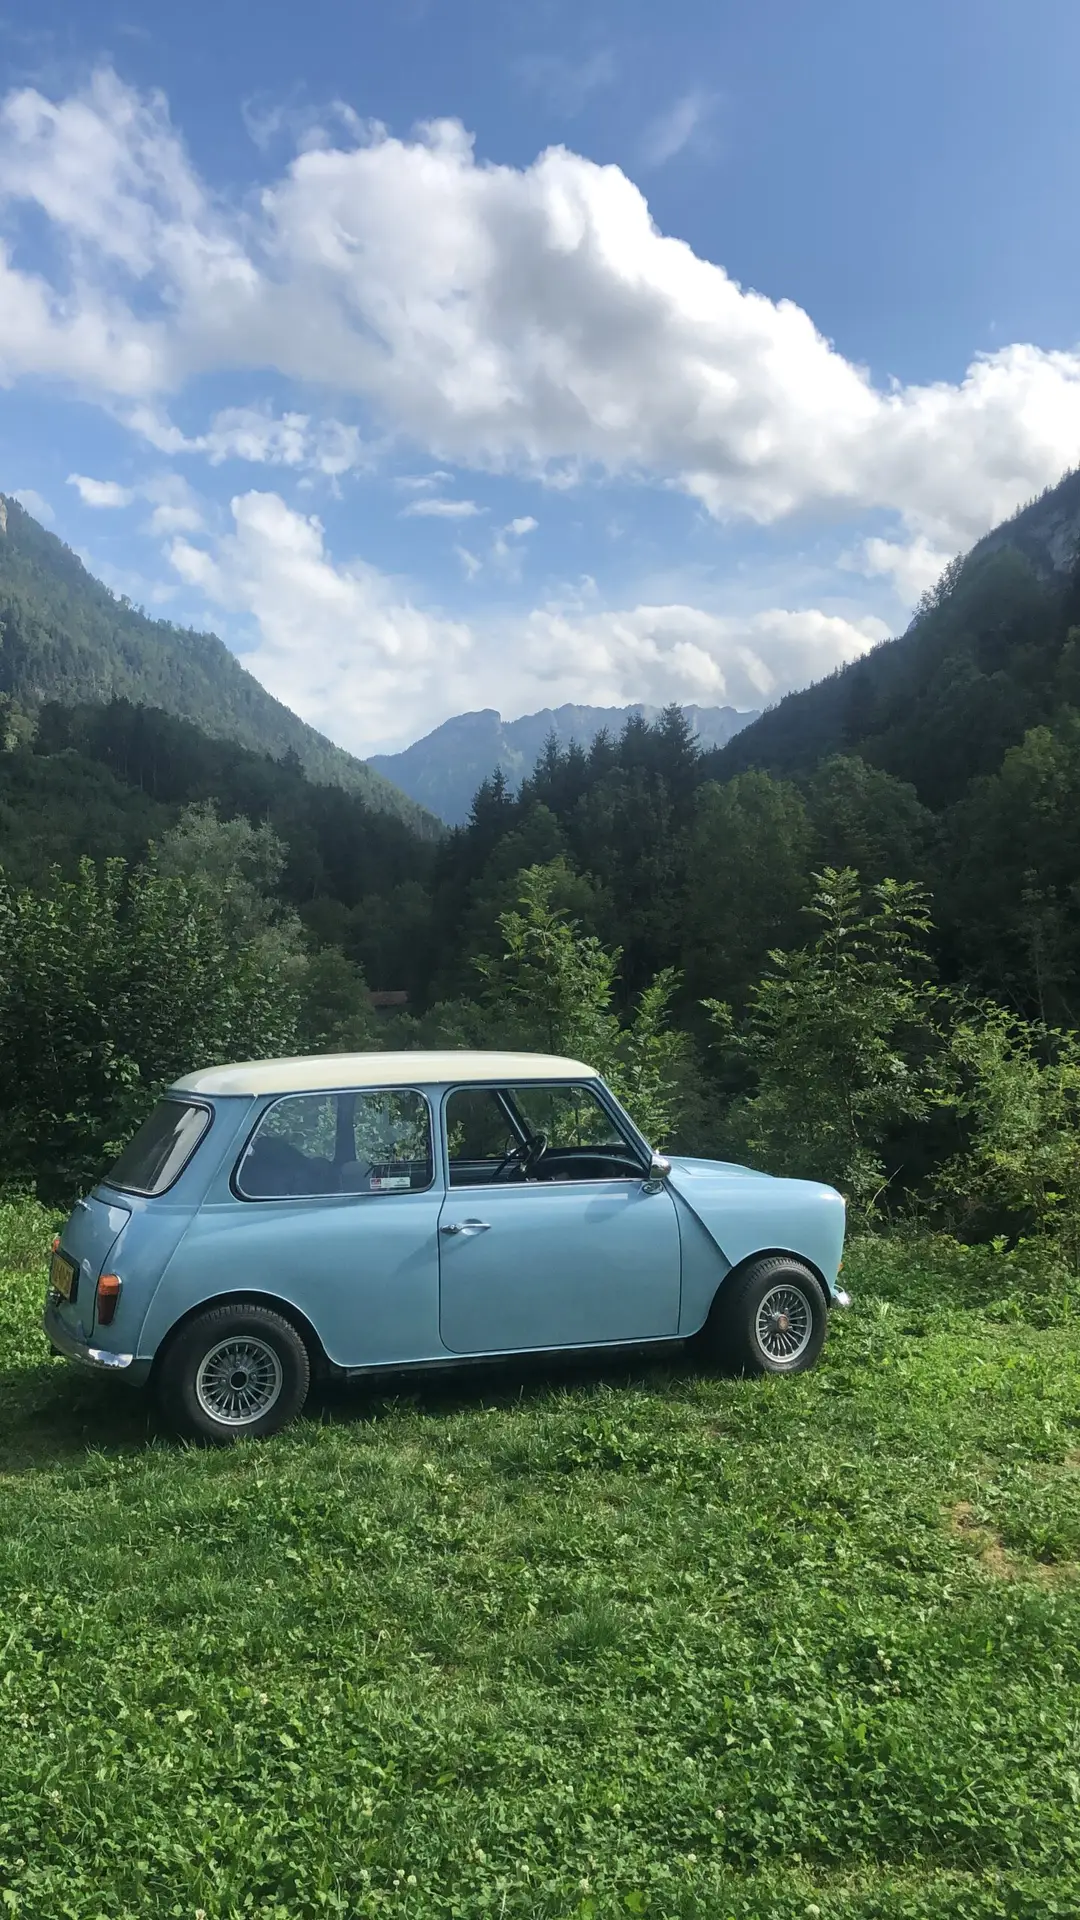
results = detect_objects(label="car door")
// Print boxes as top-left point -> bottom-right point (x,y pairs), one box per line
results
437,1081 -> 682,1354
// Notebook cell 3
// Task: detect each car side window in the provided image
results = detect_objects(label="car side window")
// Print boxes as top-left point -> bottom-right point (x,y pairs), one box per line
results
236,1089 -> 433,1198
445,1083 -> 644,1187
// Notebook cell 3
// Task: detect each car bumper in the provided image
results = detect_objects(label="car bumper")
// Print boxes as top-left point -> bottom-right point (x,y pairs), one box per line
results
42,1298 -> 151,1385
832,1286 -> 852,1308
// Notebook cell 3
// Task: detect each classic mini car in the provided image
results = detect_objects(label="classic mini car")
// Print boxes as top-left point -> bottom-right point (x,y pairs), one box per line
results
43,1051 -> 849,1440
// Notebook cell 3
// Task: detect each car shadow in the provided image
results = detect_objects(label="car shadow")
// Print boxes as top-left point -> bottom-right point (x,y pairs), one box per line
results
0,1344 -> 712,1475
0,1358 -> 160,1473
311,1345 -> 704,1428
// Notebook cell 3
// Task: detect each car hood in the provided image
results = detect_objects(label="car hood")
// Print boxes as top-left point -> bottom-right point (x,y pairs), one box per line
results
666,1154 -> 768,1181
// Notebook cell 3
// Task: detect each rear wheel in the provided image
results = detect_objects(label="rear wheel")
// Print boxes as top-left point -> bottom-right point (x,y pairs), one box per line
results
157,1303 -> 311,1442
702,1256 -> 828,1376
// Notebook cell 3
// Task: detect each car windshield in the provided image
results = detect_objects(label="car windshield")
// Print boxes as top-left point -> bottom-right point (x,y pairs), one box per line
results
102,1100 -> 211,1197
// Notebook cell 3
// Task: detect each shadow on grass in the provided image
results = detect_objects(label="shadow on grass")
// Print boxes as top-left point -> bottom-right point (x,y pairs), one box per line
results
0,1343 -> 708,1476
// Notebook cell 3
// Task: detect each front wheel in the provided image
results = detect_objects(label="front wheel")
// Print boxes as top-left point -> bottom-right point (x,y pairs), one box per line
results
157,1303 -> 311,1442
702,1256 -> 828,1376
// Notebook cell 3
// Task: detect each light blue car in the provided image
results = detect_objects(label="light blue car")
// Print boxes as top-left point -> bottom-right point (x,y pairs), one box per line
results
43,1050 -> 849,1441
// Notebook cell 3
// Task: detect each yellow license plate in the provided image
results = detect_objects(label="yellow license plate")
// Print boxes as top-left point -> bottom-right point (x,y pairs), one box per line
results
50,1251 -> 77,1300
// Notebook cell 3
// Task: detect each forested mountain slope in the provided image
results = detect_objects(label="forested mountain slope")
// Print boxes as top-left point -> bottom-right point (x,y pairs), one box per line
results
0,494 -> 435,832
709,468 -> 1080,806
369,700 -> 757,824
0,699 -> 438,996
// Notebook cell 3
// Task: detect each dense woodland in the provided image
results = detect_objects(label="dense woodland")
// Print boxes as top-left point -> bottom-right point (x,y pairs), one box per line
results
0,494 -> 433,828
3,488 -> 1080,1266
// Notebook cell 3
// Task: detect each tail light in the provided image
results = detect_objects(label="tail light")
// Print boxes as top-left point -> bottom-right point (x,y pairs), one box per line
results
96,1274 -> 122,1325
51,1234 -> 60,1253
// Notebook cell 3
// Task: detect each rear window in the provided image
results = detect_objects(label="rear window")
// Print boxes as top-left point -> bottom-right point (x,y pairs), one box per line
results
102,1099 -> 211,1196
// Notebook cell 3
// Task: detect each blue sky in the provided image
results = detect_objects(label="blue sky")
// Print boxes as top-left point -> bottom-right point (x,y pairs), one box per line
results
2,0 -> 1080,753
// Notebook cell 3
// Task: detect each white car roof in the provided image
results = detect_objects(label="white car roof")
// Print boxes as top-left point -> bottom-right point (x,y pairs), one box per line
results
171,1050 -> 599,1098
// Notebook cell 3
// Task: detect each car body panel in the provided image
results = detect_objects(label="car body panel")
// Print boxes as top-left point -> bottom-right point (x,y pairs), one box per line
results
437,1179 -> 681,1353
47,1193 -> 131,1348
140,1190 -> 444,1369
42,1052 -> 847,1385
664,1156 -> 847,1326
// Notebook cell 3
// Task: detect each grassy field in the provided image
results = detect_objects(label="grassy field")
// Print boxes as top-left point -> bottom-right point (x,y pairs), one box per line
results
1,1199 -> 1078,1920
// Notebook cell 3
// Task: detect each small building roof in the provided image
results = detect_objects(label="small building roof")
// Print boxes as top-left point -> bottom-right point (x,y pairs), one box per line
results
171,1049 -> 598,1098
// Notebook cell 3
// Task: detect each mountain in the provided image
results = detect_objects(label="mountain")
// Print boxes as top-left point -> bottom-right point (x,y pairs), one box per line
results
368,700 -> 759,825
706,466 -> 1080,808
0,493 -> 435,832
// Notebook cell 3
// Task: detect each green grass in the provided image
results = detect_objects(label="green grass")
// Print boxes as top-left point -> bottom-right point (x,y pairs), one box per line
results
1,1198 -> 1079,1920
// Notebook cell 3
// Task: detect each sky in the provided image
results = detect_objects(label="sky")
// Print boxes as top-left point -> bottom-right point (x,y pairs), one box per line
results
2,0 -> 1080,755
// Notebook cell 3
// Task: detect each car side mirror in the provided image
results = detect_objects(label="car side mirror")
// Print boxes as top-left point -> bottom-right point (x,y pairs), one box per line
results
643,1151 -> 671,1193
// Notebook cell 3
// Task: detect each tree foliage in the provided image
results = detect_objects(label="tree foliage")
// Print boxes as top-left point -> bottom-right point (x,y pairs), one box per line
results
0,858 -> 299,1197
706,870 -> 946,1213
475,862 -> 687,1144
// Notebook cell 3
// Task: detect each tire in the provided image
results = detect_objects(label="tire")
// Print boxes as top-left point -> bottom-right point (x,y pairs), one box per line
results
157,1302 -> 311,1442
702,1255 -> 828,1377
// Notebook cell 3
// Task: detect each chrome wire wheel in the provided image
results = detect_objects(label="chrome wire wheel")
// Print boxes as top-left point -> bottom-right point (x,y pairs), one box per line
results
755,1283 -> 813,1363
194,1335 -> 284,1426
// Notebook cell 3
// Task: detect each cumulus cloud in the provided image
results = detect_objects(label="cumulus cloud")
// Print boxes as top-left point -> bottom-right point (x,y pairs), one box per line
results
167,491 -> 473,750
125,402 -> 370,475
0,68 -> 1077,561
67,467 -> 203,531
163,490 -> 883,751
68,473 -> 135,507
859,533 -> 955,603
520,602 -> 885,711
491,513 -> 539,575
141,472 -> 203,535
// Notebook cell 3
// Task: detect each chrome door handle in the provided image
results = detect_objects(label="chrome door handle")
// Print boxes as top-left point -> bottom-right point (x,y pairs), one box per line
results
440,1220 -> 491,1235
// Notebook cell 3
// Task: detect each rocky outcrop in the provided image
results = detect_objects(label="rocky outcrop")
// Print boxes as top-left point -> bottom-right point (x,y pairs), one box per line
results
972,466 -> 1080,581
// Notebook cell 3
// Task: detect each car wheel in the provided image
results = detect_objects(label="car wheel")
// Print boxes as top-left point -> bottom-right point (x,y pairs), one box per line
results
157,1303 -> 311,1442
704,1256 -> 828,1376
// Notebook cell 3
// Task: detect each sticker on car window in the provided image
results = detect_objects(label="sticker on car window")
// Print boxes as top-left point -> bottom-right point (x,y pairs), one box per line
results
371,1173 -> 411,1191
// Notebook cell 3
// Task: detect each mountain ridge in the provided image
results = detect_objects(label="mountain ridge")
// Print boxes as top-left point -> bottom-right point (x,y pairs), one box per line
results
707,464 -> 1080,799
368,700 -> 759,824
0,494 -> 437,833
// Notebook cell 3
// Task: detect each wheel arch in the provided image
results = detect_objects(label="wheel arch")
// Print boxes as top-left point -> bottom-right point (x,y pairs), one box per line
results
706,1247 -> 831,1324
150,1290 -> 331,1381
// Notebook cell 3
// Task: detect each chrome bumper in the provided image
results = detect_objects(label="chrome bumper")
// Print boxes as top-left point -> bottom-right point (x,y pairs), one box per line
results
43,1297 -> 137,1373
832,1287 -> 852,1309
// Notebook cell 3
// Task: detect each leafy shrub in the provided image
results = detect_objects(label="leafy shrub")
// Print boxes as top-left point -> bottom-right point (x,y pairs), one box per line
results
705,869 -> 948,1213
0,857 -> 300,1199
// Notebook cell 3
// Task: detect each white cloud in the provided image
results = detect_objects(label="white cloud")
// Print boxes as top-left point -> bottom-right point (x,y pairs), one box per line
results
162,489 -> 883,751
124,402 -> 370,476
454,544 -> 483,580
4,72 -> 1080,564
11,486 -> 53,522
519,603 -> 885,712
401,496 -> 484,518
859,533 -> 954,603
491,513 -> 539,575
141,471 -> 203,535
641,90 -> 718,168
167,491 -> 473,750
68,473 -> 135,507
394,470 -> 453,491
67,466 -> 203,531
